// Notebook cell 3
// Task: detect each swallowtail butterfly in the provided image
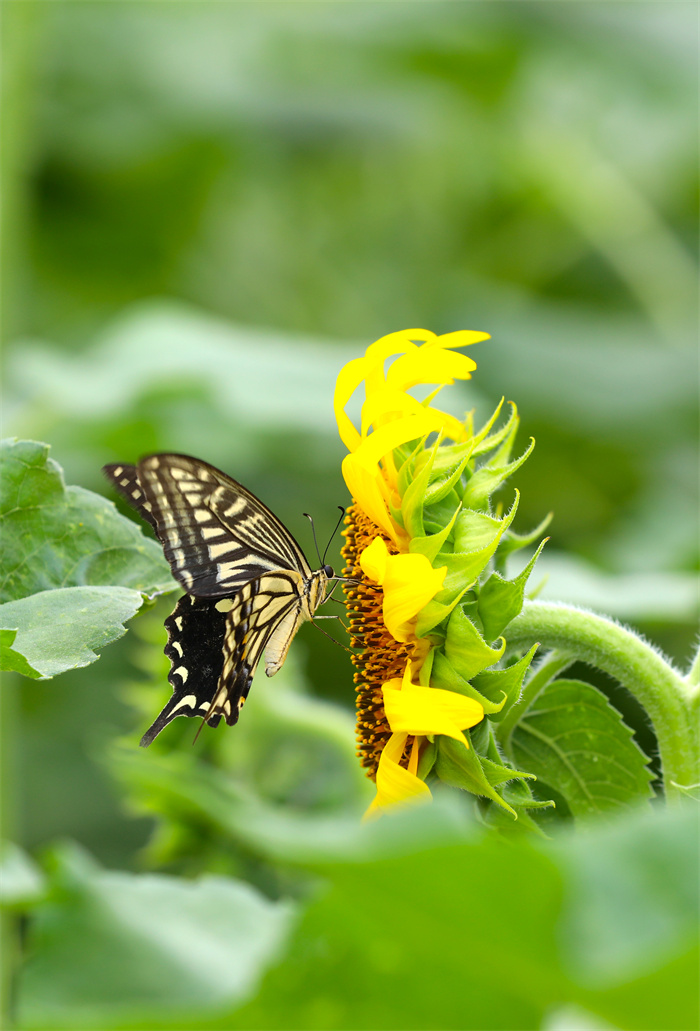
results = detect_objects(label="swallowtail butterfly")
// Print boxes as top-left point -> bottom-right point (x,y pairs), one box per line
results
103,454 -> 336,746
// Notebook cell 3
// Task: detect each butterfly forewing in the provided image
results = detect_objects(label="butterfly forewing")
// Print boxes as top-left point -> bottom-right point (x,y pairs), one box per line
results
135,454 -> 311,596
103,463 -> 159,533
103,453 -> 334,745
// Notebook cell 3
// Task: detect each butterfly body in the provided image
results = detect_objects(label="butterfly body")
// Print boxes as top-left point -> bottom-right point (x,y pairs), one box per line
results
103,454 -> 334,745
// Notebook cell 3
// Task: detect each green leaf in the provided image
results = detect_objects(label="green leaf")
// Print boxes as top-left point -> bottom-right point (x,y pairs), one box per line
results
0,586 -> 145,678
17,843 -> 295,1029
507,679 -> 654,818
0,438 -> 173,603
0,628 -> 41,678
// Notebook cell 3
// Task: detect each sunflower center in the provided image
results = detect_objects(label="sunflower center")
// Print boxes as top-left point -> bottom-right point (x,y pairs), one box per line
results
342,504 -> 420,779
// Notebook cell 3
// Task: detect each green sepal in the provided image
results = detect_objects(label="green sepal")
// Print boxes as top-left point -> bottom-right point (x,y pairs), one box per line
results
417,739 -> 437,780
409,504 -> 461,564
494,512 -> 553,570
477,538 -> 548,642
434,736 -> 516,816
396,435 -> 431,502
479,756 -> 536,789
399,438 -> 437,538
443,605 -> 505,682
462,437 -> 535,512
483,779 -> 555,837
415,588 -> 470,640
431,650 -> 506,716
470,398 -> 506,454
471,399 -> 515,456
425,454 -> 472,509
470,645 -> 539,720
437,496 -> 519,602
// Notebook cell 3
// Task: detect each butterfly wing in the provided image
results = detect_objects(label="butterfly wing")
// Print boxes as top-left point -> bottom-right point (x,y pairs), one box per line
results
139,593 -> 230,746
140,571 -> 307,745
103,462 -> 160,534
104,453 -> 311,597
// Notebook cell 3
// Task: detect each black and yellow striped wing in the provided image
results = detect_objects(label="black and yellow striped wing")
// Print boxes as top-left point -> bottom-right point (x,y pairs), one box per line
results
139,572 -> 306,746
103,454 -> 331,746
104,453 -> 312,596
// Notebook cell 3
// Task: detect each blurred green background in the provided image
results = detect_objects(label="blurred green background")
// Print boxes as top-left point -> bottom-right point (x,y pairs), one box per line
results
1,3 -> 698,1029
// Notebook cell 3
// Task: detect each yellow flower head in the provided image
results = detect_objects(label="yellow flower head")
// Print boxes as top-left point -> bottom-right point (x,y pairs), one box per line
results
337,328 -> 547,820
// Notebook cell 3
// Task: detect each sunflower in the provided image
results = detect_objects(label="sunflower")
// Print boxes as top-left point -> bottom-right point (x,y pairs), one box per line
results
335,329 -> 547,819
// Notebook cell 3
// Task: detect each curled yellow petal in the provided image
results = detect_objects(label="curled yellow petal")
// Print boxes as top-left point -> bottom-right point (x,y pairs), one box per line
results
386,347 -> 477,394
382,677 -> 484,745
364,732 -> 432,819
360,537 -> 446,642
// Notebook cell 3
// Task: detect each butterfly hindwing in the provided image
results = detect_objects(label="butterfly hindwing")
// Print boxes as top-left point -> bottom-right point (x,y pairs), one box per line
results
140,593 -> 230,746
207,571 -> 306,724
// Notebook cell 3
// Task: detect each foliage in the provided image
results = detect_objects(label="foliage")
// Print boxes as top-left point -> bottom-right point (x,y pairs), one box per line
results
0,439 -> 174,679
5,805 -> 698,1031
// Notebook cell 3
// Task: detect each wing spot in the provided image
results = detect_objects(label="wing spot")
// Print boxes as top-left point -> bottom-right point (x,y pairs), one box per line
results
201,527 -> 225,540
113,466 -> 123,476
172,641 -> 183,657
215,599 -> 235,612
209,542 -> 234,560
170,694 -> 197,714
194,509 -> 212,524
175,617 -> 183,630
173,666 -> 189,682
119,477 -> 130,487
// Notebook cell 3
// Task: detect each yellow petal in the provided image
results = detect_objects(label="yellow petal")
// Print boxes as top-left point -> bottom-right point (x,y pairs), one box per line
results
436,330 -> 491,349
386,348 -> 477,393
364,732 -> 432,819
359,534 -> 389,582
342,455 -> 399,544
360,538 -> 446,642
382,680 -> 484,744
381,554 -> 446,642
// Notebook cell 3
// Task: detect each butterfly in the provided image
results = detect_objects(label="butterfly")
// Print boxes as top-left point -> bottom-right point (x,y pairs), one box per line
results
103,453 -> 338,746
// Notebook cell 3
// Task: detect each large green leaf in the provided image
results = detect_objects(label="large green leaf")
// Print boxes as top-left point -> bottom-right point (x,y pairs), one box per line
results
0,587 -> 146,679
13,806 -> 698,1031
507,678 -> 654,817
0,439 -> 172,603
0,439 -> 175,678
17,843 -> 295,1029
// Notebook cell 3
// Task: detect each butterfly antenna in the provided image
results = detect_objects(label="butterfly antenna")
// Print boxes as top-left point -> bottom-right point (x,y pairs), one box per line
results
322,506 -> 346,566
303,512 -> 323,567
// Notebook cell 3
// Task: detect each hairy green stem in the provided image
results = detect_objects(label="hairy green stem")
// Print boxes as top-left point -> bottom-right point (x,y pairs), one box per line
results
506,602 -> 698,802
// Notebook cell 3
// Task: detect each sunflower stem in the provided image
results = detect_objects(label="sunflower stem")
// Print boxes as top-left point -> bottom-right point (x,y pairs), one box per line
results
505,601 -> 698,802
